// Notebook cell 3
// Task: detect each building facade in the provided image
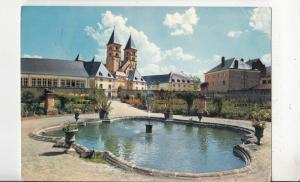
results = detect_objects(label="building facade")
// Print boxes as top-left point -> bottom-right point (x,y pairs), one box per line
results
143,72 -> 193,91
21,28 -> 147,93
204,57 -> 261,92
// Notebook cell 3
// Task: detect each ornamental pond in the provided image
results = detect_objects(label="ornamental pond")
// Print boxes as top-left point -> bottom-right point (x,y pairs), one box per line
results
47,119 -> 246,173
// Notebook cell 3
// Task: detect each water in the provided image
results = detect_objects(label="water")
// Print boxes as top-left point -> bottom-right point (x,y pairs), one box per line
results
48,119 -> 246,173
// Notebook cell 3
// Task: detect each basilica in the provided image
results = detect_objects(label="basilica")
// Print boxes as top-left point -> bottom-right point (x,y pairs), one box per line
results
21,28 -> 147,95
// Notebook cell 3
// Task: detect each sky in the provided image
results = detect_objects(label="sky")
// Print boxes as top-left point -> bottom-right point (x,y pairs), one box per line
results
21,6 -> 271,80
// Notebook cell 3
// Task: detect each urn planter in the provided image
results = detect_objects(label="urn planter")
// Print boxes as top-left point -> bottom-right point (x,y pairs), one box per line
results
197,112 -> 203,121
254,125 -> 264,145
164,111 -> 173,120
63,128 -> 78,148
99,110 -> 109,120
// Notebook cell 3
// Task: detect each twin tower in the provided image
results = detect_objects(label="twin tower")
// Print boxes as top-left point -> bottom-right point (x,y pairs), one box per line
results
106,28 -> 137,75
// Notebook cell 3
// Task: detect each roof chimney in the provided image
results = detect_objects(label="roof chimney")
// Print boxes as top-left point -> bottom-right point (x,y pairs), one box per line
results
234,60 -> 238,69
221,56 -> 225,67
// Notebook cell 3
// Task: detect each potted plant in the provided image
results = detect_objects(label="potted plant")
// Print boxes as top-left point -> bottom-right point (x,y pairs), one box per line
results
63,121 -> 78,149
94,91 -> 112,120
74,108 -> 81,122
250,111 -> 266,145
163,91 -> 173,120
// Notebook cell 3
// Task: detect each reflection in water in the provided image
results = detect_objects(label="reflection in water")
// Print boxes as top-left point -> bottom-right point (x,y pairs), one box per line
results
123,138 -> 134,160
46,119 -> 245,173
145,134 -> 153,145
164,123 -> 173,132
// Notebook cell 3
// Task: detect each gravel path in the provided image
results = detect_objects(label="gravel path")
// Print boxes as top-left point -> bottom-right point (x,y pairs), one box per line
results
22,100 -> 271,181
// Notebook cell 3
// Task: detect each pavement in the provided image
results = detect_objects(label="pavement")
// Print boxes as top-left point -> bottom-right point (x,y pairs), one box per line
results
22,100 -> 271,181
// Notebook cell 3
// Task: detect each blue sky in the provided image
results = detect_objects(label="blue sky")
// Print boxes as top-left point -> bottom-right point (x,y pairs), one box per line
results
21,6 -> 271,80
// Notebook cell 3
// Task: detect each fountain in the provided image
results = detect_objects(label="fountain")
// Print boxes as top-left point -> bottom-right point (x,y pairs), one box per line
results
145,86 -> 153,133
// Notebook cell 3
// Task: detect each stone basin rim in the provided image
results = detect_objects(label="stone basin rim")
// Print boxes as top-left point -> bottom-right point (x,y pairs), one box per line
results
30,116 -> 256,178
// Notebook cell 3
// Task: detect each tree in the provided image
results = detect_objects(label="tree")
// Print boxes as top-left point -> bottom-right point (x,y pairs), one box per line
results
177,91 -> 197,115
192,76 -> 201,91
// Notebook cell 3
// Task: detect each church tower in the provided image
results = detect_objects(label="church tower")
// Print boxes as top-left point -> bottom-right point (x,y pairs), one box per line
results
106,28 -> 121,73
124,34 -> 137,71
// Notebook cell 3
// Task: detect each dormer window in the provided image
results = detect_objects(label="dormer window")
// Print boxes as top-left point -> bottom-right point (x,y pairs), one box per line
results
141,78 -> 144,81
99,72 -> 103,76
182,80 -> 185,83
108,73 -> 111,77
134,77 -> 137,80
177,79 -> 180,82
172,79 -> 175,82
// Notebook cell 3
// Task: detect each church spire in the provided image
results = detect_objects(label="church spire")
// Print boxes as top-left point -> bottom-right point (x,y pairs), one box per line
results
107,26 -> 120,45
75,53 -> 83,61
125,34 -> 136,49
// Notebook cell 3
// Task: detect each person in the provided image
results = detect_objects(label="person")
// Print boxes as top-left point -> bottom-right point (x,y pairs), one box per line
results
199,82 -> 209,115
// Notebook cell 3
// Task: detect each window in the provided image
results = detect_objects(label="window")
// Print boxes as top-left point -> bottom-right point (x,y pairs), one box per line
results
178,84 -> 181,87
134,77 -> 137,80
268,80 -> 271,84
76,80 -> 80,88
42,79 -> 47,87
136,87 -> 138,90
116,53 -> 119,57
187,80 -> 190,83
48,79 -> 52,87
21,78 -> 28,86
108,73 -> 111,77
60,80 -> 65,87
182,80 -> 185,83
80,81 -> 85,88
172,79 -> 175,82
71,80 -> 76,87
99,72 -> 103,76
32,78 -> 36,87
141,78 -> 144,81
66,80 -> 71,88
53,80 -> 57,87
99,84 -> 103,89
37,78 -> 42,87
177,79 -> 180,82
262,80 -> 267,84
183,84 -> 186,87
223,80 -> 226,85
108,84 -> 112,89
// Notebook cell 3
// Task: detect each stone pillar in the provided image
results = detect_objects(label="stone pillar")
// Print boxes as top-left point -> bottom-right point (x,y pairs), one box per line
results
199,82 -> 209,113
44,89 -> 58,115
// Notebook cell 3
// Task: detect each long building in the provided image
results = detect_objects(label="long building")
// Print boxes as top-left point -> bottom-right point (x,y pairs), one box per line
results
204,57 -> 261,92
143,72 -> 194,91
21,28 -> 147,95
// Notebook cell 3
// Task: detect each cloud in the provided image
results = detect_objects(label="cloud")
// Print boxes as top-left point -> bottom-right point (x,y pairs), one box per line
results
163,7 -> 199,36
162,47 -> 196,61
85,11 -> 162,65
227,30 -> 243,38
261,53 -> 271,66
85,11 -> 203,76
249,7 -> 271,36
22,54 -> 43,58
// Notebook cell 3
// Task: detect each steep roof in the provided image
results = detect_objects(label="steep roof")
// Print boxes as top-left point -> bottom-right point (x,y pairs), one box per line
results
143,73 -> 171,84
246,58 -> 261,66
124,35 -> 136,49
21,58 -> 89,77
84,61 -> 114,79
107,28 -> 120,45
128,69 -> 145,82
21,57 -> 114,79
206,58 -> 252,73
143,72 -> 192,84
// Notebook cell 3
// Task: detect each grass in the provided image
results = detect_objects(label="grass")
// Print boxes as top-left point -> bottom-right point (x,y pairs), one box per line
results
82,155 -> 107,164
